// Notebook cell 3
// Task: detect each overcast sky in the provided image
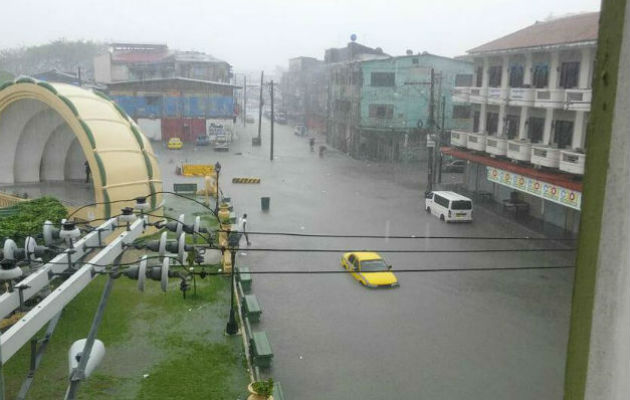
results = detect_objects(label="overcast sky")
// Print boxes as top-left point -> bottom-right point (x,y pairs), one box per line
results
1,0 -> 601,72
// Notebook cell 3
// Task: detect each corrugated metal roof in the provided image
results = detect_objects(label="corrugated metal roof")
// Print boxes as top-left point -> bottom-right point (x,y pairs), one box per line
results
468,12 -> 599,54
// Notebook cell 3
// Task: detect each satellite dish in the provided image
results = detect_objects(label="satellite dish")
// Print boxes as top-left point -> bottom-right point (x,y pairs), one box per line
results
138,255 -> 148,292
350,34 -> 357,42
68,339 -> 105,378
161,257 -> 170,292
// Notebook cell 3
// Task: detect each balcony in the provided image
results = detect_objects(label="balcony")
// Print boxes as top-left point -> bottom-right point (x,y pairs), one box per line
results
485,136 -> 508,156
469,87 -> 488,103
509,88 -> 535,106
452,87 -> 471,103
530,145 -> 560,168
535,89 -> 565,108
507,140 -> 532,162
565,89 -> 592,112
450,130 -> 468,147
487,87 -> 508,105
466,132 -> 486,152
559,149 -> 586,175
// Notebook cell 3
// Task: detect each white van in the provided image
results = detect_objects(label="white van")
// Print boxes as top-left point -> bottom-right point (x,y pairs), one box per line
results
425,191 -> 473,222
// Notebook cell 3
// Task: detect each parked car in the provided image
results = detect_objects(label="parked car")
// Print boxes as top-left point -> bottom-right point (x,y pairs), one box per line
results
443,160 -> 466,173
195,135 -> 210,146
274,112 -> 287,124
340,252 -> 399,288
425,191 -> 473,222
167,137 -> 183,150
214,135 -> 229,151
294,124 -> 307,136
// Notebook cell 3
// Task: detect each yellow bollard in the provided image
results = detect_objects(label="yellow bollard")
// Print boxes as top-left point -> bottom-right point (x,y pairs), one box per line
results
222,249 -> 233,273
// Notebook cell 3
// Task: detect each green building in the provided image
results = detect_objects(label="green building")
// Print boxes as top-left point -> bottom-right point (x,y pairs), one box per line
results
357,54 -> 473,161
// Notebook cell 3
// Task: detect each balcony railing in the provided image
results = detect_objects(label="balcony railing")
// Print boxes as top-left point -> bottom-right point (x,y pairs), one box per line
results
535,89 -> 565,108
559,149 -> 586,175
507,140 -> 532,162
530,145 -> 560,168
469,87 -> 488,103
485,136 -> 508,156
565,89 -> 592,112
450,130 -> 468,147
452,87 -> 471,103
466,132 -> 486,152
487,87 -> 508,105
509,88 -> 535,106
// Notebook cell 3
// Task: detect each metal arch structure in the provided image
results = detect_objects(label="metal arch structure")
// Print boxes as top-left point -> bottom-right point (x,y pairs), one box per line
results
0,78 -> 163,221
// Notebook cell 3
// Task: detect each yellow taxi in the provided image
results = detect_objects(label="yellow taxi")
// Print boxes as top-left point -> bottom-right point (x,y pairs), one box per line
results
167,137 -> 183,149
341,252 -> 399,288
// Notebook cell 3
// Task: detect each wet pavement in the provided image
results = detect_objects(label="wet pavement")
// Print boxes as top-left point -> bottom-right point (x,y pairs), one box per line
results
154,120 -> 575,400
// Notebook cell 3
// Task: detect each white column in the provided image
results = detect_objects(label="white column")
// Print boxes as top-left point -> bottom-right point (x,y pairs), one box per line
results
497,104 -> 506,136
479,103 -> 487,133
572,111 -> 586,149
501,56 -> 509,89
523,53 -> 533,87
481,58 -> 489,89
548,51 -> 560,89
543,108 -> 554,144
518,107 -> 530,139
579,47 -> 593,88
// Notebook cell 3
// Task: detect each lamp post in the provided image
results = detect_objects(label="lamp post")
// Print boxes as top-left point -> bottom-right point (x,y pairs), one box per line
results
225,230 -> 240,335
214,161 -> 221,215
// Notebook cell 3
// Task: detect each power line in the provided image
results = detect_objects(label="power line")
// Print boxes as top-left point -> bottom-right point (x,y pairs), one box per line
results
218,247 -> 575,253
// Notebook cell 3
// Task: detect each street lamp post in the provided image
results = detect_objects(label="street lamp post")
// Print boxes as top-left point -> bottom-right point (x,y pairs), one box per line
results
214,161 -> 221,215
225,230 -> 240,335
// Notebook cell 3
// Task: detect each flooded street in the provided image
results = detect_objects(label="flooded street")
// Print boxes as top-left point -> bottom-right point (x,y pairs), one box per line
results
156,121 -> 575,399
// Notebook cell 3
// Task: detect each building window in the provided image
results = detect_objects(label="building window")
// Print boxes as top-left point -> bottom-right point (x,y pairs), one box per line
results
475,67 -> 483,87
509,65 -> 524,88
145,95 -> 160,106
452,105 -> 471,119
370,72 -> 395,87
455,74 -> 473,87
533,65 -> 549,88
369,104 -> 394,119
528,117 -> 545,142
560,62 -> 580,89
504,115 -> 519,139
412,58 -> 419,64
486,112 -> 499,134
554,120 -> 574,148
473,111 -> 480,132
488,66 -> 502,87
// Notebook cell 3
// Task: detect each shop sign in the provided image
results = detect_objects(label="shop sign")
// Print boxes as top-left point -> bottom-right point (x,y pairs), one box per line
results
487,166 -> 581,210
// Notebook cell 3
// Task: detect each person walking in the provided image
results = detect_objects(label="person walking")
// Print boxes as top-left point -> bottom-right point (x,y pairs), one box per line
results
238,213 -> 251,246
84,161 -> 91,183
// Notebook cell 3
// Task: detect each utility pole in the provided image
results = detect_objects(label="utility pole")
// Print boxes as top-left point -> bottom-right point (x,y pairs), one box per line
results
437,96 -> 446,184
257,71 -> 264,144
426,68 -> 435,194
270,80 -> 275,161
77,67 -> 82,87
243,75 -> 247,126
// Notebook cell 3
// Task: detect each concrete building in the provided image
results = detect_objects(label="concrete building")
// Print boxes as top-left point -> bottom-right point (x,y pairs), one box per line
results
281,57 -> 327,131
358,54 -> 473,161
107,77 -> 238,142
94,43 -> 231,84
325,41 -> 389,154
444,12 -> 598,233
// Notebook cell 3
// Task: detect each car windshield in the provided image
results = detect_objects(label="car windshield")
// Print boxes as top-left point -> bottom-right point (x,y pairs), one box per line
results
360,259 -> 388,272
451,200 -> 472,210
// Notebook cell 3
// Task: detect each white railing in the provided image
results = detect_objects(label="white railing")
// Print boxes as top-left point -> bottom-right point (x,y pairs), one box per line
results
452,87 -> 471,103
469,87 -> 488,103
466,132 -> 487,152
509,88 -> 535,106
450,130 -> 469,147
507,140 -> 532,162
535,89 -> 565,108
565,89 -> 592,112
487,87 -> 508,104
559,149 -> 586,175
530,145 -> 560,168
485,136 -> 508,156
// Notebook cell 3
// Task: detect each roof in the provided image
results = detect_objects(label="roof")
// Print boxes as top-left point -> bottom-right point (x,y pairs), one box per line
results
468,12 -> 599,54
431,191 -> 472,201
107,77 -> 240,89
351,252 -> 383,261
110,45 -> 226,65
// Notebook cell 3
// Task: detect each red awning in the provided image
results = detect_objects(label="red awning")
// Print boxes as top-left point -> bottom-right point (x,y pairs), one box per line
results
441,147 -> 583,192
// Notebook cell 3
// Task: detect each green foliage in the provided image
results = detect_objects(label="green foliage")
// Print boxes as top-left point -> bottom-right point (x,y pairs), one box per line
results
0,196 -> 67,241
252,378 -> 274,397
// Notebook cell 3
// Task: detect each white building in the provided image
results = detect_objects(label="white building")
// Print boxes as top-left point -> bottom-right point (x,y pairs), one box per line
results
445,12 -> 599,233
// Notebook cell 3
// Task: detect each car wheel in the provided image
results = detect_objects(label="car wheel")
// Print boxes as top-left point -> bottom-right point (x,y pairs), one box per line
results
440,214 -> 445,221
426,206 -> 430,213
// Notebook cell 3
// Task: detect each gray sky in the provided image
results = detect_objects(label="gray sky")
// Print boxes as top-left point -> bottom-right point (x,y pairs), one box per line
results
1,0 -> 601,72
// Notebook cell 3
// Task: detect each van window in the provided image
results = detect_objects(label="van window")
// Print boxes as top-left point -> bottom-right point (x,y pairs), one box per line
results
434,195 -> 450,208
451,200 -> 472,210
